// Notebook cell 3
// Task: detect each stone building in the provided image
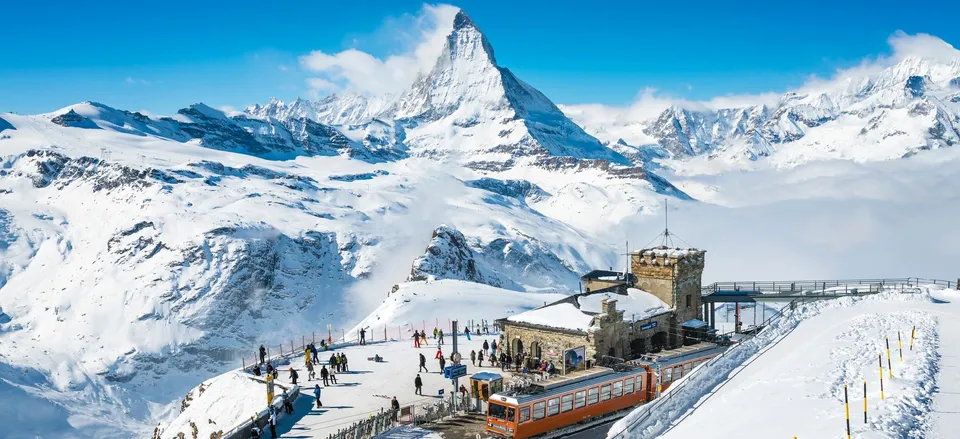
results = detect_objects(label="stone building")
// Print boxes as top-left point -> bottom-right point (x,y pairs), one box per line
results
496,245 -> 707,367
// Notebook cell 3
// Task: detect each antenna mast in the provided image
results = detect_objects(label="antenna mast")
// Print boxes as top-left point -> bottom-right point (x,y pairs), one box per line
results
661,198 -> 673,247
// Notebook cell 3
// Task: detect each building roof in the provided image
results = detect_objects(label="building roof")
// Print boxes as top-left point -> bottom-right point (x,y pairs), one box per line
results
470,372 -> 502,382
504,287 -> 671,333
580,270 -> 635,283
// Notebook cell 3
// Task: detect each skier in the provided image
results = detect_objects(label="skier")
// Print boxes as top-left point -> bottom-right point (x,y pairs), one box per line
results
360,327 -> 367,345
478,350 -> 484,367
419,353 -> 428,373
320,365 -> 329,386
313,384 -> 323,408
465,326 -> 471,341
435,348 -> 443,360
413,330 -> 421,348
433,327 -> 438,339
414,374 -> 423,395
470,350 -> 477,366
268,410 -> 278,438
438,354 -> 446,371
259,345 -> 267,365
289,367 -> 299,385
482,340 -> 489,356
438,329 -> 444,346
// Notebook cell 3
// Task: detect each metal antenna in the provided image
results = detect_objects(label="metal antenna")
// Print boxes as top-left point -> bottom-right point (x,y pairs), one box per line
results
661,198 -> 674,247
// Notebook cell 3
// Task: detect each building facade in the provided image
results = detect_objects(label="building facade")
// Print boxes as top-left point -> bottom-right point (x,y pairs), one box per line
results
497,246 -> 706,367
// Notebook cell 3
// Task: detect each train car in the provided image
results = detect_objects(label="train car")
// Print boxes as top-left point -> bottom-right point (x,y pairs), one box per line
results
631,342 -> 725,395
486,343 -> 726,438
486,365 -> 651,439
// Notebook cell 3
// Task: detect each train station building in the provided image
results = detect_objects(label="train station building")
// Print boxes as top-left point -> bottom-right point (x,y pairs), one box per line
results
496,245 -> 707,367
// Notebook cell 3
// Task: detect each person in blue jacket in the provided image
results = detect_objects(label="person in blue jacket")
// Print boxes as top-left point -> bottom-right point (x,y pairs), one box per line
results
313,384 -> 323,408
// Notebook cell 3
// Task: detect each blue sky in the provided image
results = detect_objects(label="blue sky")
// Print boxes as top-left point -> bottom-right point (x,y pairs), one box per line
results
2,0 -> 959,114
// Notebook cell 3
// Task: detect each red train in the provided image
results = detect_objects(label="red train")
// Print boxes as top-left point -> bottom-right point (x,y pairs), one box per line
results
486,343 -> 724,439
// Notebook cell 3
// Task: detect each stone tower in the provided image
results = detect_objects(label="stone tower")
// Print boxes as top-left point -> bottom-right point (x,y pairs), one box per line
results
630,246 -> 706,346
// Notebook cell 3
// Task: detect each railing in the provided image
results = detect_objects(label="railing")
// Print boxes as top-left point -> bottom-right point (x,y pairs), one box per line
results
325,393 -> 475,439
703,277 -> 955,295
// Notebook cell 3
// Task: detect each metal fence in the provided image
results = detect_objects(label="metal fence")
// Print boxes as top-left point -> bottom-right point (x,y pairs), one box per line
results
219,384 -> 300,439
703,277 -> 956,295
323,393 -> 475,439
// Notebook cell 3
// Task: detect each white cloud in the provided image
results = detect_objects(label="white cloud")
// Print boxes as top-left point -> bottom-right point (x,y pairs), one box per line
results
278,65 -> 289,71
218,105 -> 237,113
299,3 -> 460,96
564,31 -> 959,126
125,76 -> 152,85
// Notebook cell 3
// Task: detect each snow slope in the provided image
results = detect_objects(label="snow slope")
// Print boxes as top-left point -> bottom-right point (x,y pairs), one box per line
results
610,285 -> 956,439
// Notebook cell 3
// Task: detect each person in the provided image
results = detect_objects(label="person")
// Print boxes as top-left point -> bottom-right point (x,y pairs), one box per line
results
465,326 -> 471,341
268,410 -> 277,438
435,348 -> 443,360
391,396 -> 400,423
420,331 -> 428,347
478,350 -> 484,367
320,339 -> 328,350
329,367 -> 338,385
414,374 -> 423,395
259,345 -> 267,365
438,354 -> 446,371
484,322 -> 489,335
272,368 -> 278,380
459,384 -> 468,398
329,353 -> 338,372
305,346 -> 312,365
340,353 -> 348,372
360,327 -> 366,345
266,361 -> 274,376
282,392 -> 294,414
491,340 -> 497,355
249,423 -> 262,439
413,330 -> 421,348
252,364 -> 261,376
313,384 -> 323,408
500,352 -> 508,372
320,365 -> 329,386
433,327 -> 438,339
419,353 -> 428,373
470,350 -> 476,366
438,330 -> 444,346
310,343 -> 320,364
482,340 -> 489,356
306,359 -> 315,381
289,367 -> 299,385
546,362 -> 556,375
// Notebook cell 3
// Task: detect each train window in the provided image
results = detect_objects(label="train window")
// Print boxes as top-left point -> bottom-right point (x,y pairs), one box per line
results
561,394 -> 573,412
519,406 -> 530,423
533,401 -> 545,420
613,381 -> 623,397
600,384 -> 611,401
674,366 -> 682,379
547,398 -> 560,416
684,363 -> 693,375
587,387 -> 599,405
489,403 -> 508,420
636,376 -> 643,391
663,368 -> 673,382
624,378 -> 634,394
508,407 -> 516,422
575,391 -> 586,408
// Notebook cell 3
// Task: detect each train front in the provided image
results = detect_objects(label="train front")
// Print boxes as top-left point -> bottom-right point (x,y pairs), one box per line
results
486,395 -> 520,438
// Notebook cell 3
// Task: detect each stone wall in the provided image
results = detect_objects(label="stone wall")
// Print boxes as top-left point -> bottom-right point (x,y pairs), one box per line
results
501,322 -> 595,364
584,278 -> 624,293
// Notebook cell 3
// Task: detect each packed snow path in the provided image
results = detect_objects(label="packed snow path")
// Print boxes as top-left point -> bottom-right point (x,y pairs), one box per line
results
642,287 -> 960,439
262,334 -> 504,439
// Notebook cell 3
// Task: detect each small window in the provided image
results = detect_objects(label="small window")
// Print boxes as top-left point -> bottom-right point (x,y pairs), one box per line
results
683,363 -> 693,375
508,407 -> 516,422
663,368 -> 673,382
600,384 -> 611,401
561,394 -> 573,412
587,387 -> 599,405
636,376 -> 644,392
613,381 -> 623,397
519,406 -> 530,423
575,391 -> 586,408
624,378 -> 634,394
675,366 -> 683,379
533,401 -> 545,420
547,398 -> 560,416
685,294 -> 691,308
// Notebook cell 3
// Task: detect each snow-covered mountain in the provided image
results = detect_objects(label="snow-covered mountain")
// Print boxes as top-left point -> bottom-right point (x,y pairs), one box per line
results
563,56 -> 960,169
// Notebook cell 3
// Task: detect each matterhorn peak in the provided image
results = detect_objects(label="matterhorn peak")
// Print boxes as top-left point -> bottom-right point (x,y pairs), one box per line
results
444,10 -> 497,65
